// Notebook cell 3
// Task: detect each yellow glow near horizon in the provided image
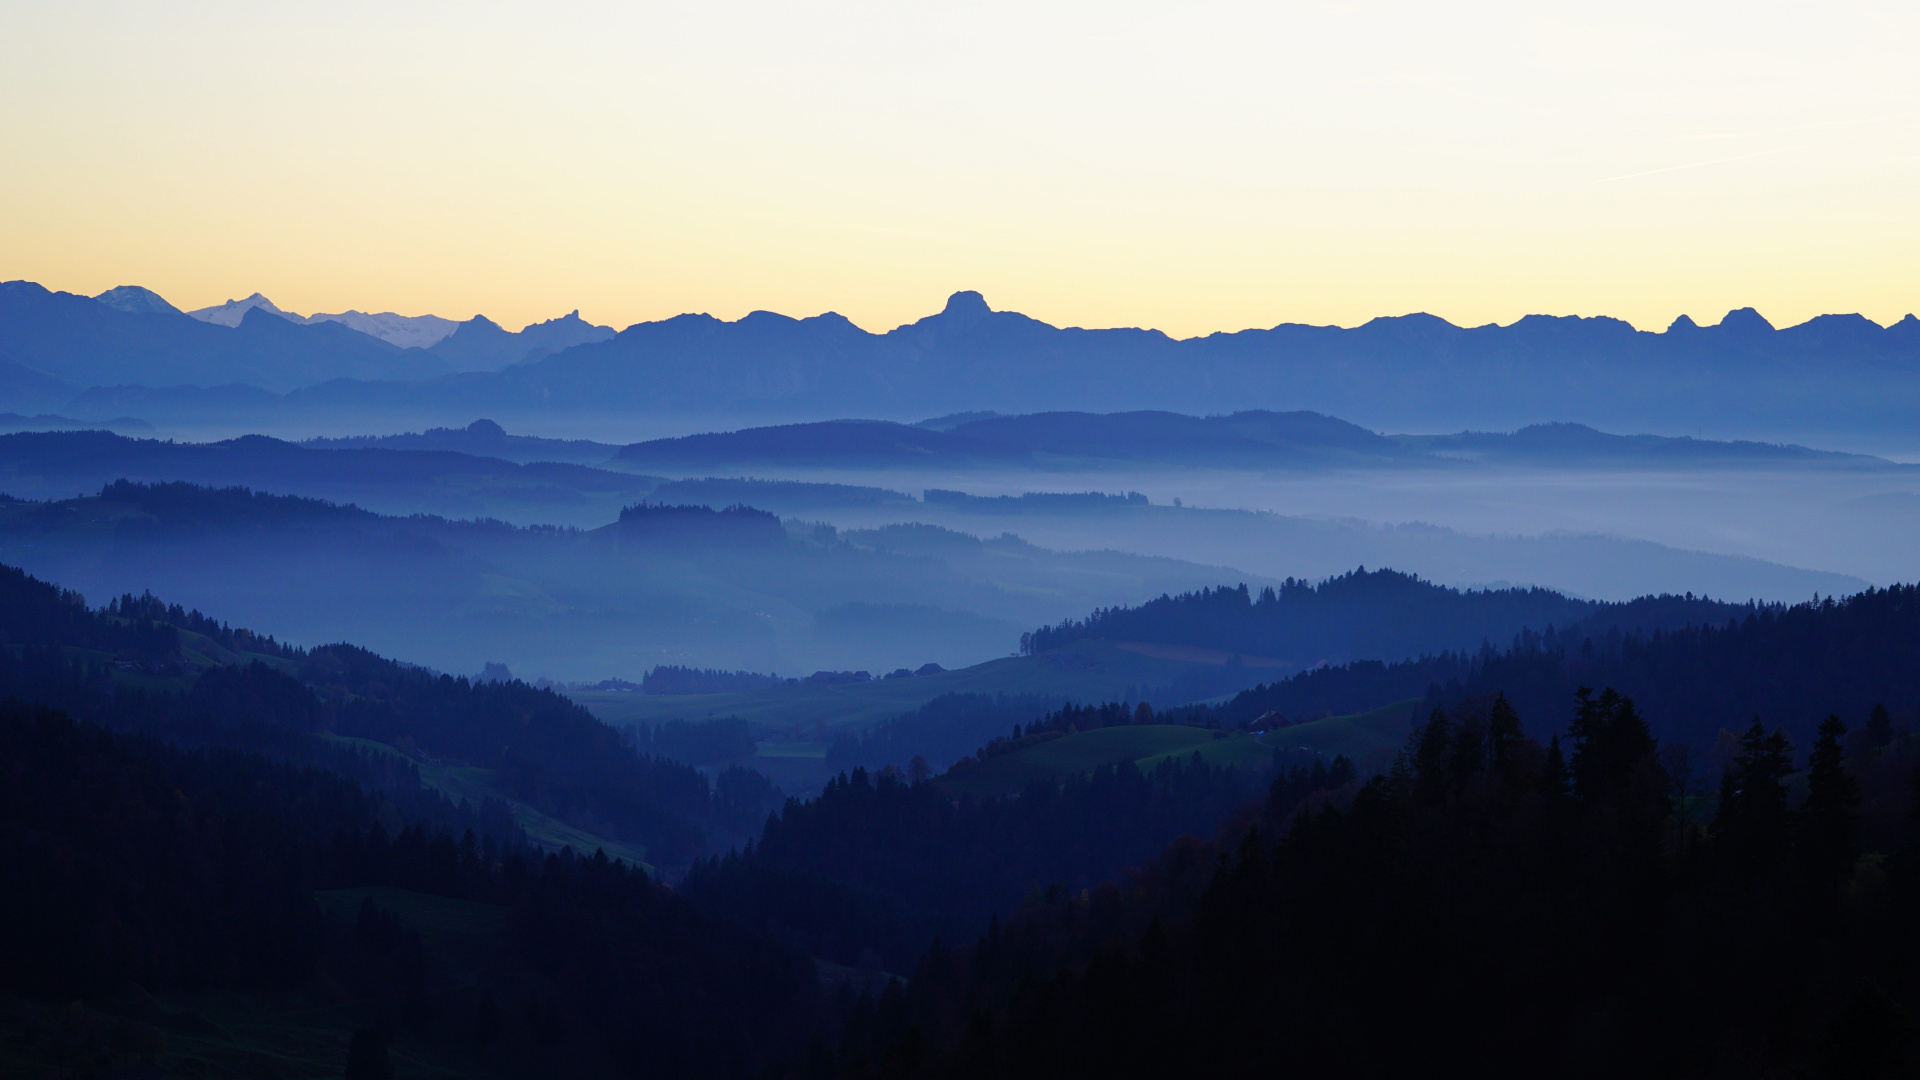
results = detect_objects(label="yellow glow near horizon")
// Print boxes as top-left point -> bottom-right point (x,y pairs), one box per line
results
1,0 -> 1916,337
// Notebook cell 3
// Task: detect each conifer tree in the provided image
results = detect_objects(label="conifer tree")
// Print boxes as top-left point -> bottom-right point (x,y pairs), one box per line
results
1543,735 -> 1570,802
1800,714 -> 1860,900
1567,687 -> 1658,802
1715,718 -> 1794,881
1866,702 -> 1893,750
1487,693 -> 1523,771
1411,708 -> 1452,805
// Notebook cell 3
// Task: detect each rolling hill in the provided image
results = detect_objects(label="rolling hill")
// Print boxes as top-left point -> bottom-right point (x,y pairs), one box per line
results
0,480 -> 1286,683
616,411 -> 1894,473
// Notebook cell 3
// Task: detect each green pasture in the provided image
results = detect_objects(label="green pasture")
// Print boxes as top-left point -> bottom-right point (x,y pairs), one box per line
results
1257,698 -> 1423,764
414,759 -> 653,870
319,734 -> 652,870
935,697 -> 1425,798
570,638 -> 1266,737
939,724 -> 1219,797
1135,731 -> 1272,772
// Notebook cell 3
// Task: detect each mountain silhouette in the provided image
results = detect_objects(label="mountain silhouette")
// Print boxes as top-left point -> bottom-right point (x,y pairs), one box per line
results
414,291 -> 1920,443
0,282 -> 609,392
186,291 -> 295,327
4,284 -> 1920,443
0,281 -> 448,391
94,285 -> 181,316
427,310 -> 614,370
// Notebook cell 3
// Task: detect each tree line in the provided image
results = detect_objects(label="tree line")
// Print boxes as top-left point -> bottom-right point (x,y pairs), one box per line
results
684,750 -> 1275,972
0,702 -> 820,1078
1214,585 -> 1920,754
810,688 -> 1920,1078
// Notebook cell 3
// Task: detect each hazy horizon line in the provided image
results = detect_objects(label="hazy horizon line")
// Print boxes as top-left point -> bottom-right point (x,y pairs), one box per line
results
35,279 -> 1920,343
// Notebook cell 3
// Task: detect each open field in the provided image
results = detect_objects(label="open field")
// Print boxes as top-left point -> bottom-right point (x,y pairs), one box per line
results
1257,698 -> 1424,766
939,725 -> 1220,796
573,638 -> 1253,736
321,734 -> 654,869
934,697 -> 1426,798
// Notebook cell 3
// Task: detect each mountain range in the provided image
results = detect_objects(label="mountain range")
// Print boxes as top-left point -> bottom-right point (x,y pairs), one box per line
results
181,290 -> 460,348
1,280 -> 613,394
6,283 -> 1920,446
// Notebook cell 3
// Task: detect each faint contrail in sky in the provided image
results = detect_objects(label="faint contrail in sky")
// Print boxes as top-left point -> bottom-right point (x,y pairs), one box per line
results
1594,145 -> 1799,184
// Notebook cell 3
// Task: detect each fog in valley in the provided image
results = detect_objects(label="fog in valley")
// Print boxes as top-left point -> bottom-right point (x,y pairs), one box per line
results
710,461 -> 1915,595
1,418 -> 1903,686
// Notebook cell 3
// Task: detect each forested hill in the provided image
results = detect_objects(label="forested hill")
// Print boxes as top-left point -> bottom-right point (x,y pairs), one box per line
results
832,686 -> 1920,1079
1021,569 -> 1754,667
0,703 -> 817,1078
0,560 -> 780,867
1212,584 -> 1920,753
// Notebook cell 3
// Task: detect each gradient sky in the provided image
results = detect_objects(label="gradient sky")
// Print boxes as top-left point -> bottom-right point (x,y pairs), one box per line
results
2,0 -> 1915,336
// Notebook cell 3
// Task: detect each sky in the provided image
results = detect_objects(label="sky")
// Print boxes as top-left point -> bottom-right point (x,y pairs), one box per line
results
1,0 -> 1916,336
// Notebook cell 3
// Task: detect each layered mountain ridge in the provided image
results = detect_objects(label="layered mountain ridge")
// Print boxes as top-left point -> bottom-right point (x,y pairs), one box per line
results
6,283 -> 1920,446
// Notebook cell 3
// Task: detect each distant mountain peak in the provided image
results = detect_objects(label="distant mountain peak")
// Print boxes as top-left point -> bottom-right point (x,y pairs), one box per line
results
304,308 -> 459,349
1717,307 -> 1775,334
189,292 -> 298,327
94,286 -> 182,316
524,310 -> 594,331
425,310 -> 613,372
1666,314 -> 1700,332
942,291 -> 992,319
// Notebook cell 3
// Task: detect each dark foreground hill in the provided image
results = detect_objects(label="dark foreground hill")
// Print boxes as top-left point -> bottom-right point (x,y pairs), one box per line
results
818,688 -> 1920,1079
0,703 -> 817,1079
1207,583 -> 1920,758
0,559 -> 783,866
8,544 -> 1920,1075
686,578 -> 1920,1078
0,557 -> 827,1075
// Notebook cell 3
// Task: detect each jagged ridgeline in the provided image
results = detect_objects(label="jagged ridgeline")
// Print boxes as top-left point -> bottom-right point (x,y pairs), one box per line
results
8,282 -> 1920,445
